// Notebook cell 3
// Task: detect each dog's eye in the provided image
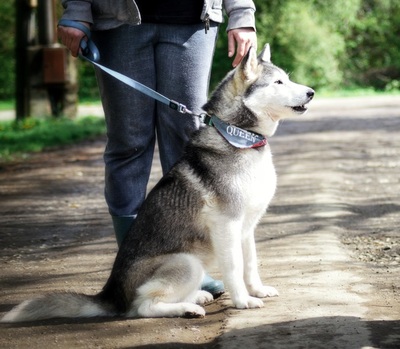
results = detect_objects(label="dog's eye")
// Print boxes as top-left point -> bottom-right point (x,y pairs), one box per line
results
274,80 -> 283,85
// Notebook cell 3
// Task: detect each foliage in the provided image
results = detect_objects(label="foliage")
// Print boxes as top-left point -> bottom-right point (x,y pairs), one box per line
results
78,60 -> 100,100
210,21 -> 234,91
344,0 -> 400,89
254,0 -> 360,90
1,0 -> 400,101
275,2 -> 344,88
0,2 -> 15,100
0,116 -> 106,161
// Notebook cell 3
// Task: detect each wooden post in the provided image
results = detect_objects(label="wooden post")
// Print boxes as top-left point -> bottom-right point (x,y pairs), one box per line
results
37,0 -> 56,45
15,0 -> 78,119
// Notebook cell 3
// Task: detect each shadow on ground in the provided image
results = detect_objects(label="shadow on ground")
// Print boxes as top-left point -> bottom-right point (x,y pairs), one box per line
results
127,316 -> 400,349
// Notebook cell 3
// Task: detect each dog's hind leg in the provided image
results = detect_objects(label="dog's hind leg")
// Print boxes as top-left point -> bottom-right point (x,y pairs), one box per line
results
129,253 -> 209,318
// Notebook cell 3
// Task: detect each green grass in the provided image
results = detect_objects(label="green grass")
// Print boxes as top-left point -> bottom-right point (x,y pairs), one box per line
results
0,100 -> 14,111
0,116 -> 106,162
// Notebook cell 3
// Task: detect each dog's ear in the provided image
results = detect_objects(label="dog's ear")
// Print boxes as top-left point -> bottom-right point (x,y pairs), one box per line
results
240,46 -> 259,82
259,44 -> 271,63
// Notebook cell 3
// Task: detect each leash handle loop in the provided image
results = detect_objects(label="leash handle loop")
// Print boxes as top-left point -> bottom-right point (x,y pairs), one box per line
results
58,19 -> 91,38
58,19 -> 100,62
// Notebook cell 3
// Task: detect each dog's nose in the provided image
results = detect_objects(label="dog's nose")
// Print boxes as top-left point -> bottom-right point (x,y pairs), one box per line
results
307,89 -> 315,100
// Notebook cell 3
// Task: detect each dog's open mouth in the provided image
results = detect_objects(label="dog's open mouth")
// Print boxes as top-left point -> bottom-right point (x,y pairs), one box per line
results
290,104 -> 308,113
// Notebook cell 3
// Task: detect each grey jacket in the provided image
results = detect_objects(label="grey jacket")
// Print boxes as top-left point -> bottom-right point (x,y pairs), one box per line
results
60,0 -> 256,32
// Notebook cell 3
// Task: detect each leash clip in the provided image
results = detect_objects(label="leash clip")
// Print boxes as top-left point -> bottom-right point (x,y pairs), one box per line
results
199,113 -> 213,126
169,100 -> 190,114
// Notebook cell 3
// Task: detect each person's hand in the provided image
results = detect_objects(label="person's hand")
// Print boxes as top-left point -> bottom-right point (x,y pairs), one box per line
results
57,22 -> 90,57
227,28 -> 257,67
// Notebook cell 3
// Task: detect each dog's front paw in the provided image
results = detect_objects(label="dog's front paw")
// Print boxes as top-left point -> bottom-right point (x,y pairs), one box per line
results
183,304 -> 206,318
195,290 -> 214,305
234,296 -> 264,309
249,285 -> 279,298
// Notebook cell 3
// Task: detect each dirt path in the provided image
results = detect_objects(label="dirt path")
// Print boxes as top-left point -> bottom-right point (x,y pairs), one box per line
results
0,96 -> 399,348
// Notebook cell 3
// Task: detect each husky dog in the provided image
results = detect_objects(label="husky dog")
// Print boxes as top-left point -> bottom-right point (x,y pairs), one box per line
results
1,44 -> 314,322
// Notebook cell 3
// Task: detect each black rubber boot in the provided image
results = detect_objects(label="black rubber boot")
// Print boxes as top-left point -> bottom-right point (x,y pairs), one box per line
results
112,215 -> 135,247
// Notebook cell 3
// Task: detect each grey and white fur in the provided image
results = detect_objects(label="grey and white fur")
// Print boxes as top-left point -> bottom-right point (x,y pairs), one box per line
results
1,44 -> 314,322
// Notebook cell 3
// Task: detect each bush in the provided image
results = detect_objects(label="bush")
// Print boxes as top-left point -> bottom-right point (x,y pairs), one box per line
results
345,0 -> 400,89
1,0 -> 400,101
0,2 -> 15,100
255,0 -> 361,90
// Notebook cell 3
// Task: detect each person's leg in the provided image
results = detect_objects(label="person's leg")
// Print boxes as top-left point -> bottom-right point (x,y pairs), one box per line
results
92,25 -> 158,245
154,23 -> 224,297
155,22 -> 219,174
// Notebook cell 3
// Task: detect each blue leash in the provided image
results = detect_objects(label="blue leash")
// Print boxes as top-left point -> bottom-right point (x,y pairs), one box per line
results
58,19 -> 194,115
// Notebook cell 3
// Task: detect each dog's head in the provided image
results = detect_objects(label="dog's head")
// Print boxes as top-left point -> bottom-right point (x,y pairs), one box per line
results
204,44 -> 314,136
243,44 -> 314,120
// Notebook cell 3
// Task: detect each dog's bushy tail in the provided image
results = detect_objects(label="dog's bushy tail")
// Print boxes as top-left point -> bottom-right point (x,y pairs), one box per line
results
1,292 -> 114,323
